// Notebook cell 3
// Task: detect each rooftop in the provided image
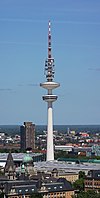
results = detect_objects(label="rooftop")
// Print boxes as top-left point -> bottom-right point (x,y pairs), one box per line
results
0,153 -> 43,161
34,160 -> 100,174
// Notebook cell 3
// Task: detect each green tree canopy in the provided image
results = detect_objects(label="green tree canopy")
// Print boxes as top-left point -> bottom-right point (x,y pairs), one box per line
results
72,190 -> 100,198
79,171 -> 85,179
73,178 -> 84,191
0,192 -> 4,198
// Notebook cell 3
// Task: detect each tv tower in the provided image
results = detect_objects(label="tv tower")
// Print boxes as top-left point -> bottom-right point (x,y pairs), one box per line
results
40,21 -> 60,161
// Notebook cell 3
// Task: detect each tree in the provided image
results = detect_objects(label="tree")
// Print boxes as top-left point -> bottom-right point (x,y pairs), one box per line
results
55,150 -> 68,159
79,171 -> 85,179
30,193 -> 43,198
73,178 -> 84,191
73,171 -> 85,192
0,192 -> 4,198
72,190 -> 100,198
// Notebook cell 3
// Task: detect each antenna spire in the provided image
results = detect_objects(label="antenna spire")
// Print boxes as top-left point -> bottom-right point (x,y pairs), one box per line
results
48,20 -> 52,59
45,20 -> 55,82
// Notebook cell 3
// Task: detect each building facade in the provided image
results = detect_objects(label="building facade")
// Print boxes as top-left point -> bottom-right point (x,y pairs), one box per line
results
3,178 -> 74,198
85,170 -> 100,192
20,122 -> 35,151
51,168 -> 78,183
58,172 -> 79,184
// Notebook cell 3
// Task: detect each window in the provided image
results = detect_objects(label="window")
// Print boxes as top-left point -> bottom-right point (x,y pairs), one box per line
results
25,189 -> 28,192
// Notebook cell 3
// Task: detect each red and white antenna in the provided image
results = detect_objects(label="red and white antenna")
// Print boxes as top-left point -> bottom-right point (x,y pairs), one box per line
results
48,20 -> 52,59
45,20 -> 55,82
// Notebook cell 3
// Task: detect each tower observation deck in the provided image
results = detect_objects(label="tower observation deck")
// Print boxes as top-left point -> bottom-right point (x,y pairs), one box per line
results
40,21 -> 60,161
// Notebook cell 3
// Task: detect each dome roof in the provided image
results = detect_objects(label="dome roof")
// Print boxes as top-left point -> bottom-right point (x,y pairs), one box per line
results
23,153 -> 33,163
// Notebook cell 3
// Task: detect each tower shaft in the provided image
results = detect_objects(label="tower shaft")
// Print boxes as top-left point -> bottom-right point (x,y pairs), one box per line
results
47,101 -> 54,160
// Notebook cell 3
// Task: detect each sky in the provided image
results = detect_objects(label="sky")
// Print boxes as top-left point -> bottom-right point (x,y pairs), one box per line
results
0,0 -> 100,125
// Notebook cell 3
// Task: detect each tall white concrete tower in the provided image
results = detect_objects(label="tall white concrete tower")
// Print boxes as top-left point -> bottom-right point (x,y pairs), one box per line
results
40,21 -> 60,161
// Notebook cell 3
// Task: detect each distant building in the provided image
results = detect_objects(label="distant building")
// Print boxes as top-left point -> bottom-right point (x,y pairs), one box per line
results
55,145 -> 73,152
58,172 -> 78,184
3,177 -> 74,198
85,170 -> 100,192
51,168 -> 78,184
20,122 -> 35,151
0,152 -> 44,168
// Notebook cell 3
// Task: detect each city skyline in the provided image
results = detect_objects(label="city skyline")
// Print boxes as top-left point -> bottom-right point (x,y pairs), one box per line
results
0,0 -> 100,125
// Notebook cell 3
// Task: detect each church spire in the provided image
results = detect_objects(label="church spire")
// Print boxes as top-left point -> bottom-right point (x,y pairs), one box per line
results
4,151 -> 15,180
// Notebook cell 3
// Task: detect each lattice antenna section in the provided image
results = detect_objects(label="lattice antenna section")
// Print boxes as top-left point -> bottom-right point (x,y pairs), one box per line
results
45,21 -> 55,82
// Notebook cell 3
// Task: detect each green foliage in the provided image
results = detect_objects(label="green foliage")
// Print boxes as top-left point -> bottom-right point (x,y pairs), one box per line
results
54,150 -> 100,161
79,171 -> 85,179
73,178 -> 84,191
72,190 -> 100,198
55,150 -> 68,159
0,148 -> 8,153
0,192 -> 4,198
0,169 -> 4,176
0,148 -> 21,153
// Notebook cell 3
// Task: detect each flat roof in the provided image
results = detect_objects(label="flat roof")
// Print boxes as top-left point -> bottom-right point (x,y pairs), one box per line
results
0,153 -> 43,161
34,161 -> 100,174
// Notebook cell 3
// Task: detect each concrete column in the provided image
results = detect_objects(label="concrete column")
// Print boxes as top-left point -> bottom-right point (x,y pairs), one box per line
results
47,101 -> 54,161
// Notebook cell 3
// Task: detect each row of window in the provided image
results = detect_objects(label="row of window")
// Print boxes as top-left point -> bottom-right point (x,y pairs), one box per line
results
10,188 -> 35,195
10,196 -> 30,198
48,186 -> 63,190
44,192 -> 65,198
18,188 -> 35,193
10,192 -> 66,198
85,182 -> 92,185
85,181 -> 100,186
